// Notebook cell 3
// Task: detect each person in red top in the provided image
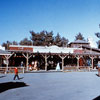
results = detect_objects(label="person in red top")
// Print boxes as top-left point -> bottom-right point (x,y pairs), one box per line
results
13,67 -> 20,80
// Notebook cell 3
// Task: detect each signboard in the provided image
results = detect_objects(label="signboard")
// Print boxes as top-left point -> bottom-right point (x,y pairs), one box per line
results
74,49 -> 83,53
9,47 -> 33,52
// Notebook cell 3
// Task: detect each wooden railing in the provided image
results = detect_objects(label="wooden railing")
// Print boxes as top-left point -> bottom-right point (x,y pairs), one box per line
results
79,66 -> 91,71
0,67 -> 25,74
0,66 -> 93,73
64,66 -> 92,72
64,66 -> 78,71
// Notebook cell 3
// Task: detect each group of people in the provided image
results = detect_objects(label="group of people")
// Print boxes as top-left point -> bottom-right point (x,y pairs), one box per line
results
13,61 -> 38,80
29,61 -> 38,71
12,60 -> 100,80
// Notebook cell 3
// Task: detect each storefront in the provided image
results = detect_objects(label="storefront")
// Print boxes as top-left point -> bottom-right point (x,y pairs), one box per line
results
6,45 -> 100,72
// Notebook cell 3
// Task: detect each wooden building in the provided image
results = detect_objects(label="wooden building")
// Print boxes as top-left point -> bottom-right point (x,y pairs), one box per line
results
0,49 -> 11,73
0,39 -> 100,72
68,40 -> 90,48
6,43 -> 100,72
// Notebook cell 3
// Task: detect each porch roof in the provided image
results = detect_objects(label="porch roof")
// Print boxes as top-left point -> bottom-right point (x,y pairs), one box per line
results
8,45 -> 100,57
81,46 -> 100,53
7,50 -> 33,54
0,49 -> 11,55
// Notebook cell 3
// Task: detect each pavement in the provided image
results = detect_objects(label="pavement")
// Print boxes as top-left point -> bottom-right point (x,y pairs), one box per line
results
0,71 -> 100,100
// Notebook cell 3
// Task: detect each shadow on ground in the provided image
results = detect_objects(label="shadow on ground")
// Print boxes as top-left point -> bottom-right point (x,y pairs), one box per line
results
93,95 -> 100,100
0,82 -> 28,93
0,76 -> 6,78
19,77 -> 24,80
95,74 -> 100,77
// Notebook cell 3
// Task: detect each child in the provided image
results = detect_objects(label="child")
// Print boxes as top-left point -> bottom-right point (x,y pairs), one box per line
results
13,67 -> 20,80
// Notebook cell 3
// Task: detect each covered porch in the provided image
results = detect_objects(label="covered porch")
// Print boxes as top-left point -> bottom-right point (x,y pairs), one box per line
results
7,52 -> 100,72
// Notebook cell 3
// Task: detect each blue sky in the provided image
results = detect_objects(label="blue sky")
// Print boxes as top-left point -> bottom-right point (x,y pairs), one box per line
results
0,0 -> 100,45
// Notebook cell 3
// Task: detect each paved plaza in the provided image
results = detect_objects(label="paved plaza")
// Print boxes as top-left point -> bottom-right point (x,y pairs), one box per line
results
0,72 -> 100,100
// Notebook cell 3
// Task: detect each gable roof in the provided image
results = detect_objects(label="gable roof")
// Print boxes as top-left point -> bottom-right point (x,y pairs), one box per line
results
70,40 -> 89,44
81,46 -> 100,53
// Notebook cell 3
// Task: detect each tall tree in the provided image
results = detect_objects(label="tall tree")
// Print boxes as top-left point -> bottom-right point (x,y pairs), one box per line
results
97,40 -> 100,48
54,33 -> 69,47
54,33 -> 62,46
2,41 -> 12,50
61,37 -> 69,47
95,32 -> 100,38
19,38 -> 32,45
45,31 -> 54,46
95,24 -> 100,48
30,30 -> 69,47
30,30 -> 54,46
12,41 -> 18,45
95,32 -> 100,48
30,30 -> 46,46
75,33 -> 85,41
40,31 -> 46,45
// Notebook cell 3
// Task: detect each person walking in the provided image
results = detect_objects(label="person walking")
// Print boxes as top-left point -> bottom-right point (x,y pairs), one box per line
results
97,61 -> 100,77
13,67 -> 20,80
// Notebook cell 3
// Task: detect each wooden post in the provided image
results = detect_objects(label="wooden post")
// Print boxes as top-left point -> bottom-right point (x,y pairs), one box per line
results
62,58 -> 64,71
22,67 -> 24,73
59,55 -> 66,72
90,56 -> 94,69
26,53 -> 29,71
5,53 -> 14,74
41,54 -> 49,71
22,53 -> 32,71
45,55 -> 47,71
6,56 -> 9,73
76,56 -> 80,71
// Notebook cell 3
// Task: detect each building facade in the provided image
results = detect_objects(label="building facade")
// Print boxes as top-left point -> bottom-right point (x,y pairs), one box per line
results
0,40 -> 100,72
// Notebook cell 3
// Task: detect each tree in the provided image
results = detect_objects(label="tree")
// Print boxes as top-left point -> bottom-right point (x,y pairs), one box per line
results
19,38 -> 32,46
30,30 -> 69,47
30,30 -> 46,46
54,33 -> 69,47
95,32 -> 100,38
45,31 -> 54,46
61,37 -> 69,47
97,40 -> 100,48
75,33 -> 85,41
95,32 -> 100,48
30,30 -> 54,46
40,31 -> 46,46
95,24 -> 100,48
54,33 -> 62,46
12,41 -> 18,45
2,30 -> 69,48
2,41 -> 12,50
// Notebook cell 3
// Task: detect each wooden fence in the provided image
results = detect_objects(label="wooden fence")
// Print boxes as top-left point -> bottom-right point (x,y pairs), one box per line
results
64,66 -> 92,72
0,67 -> 25,74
